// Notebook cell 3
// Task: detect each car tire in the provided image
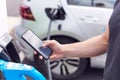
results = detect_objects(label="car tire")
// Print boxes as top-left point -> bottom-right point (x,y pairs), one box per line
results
35,35 -> 89,80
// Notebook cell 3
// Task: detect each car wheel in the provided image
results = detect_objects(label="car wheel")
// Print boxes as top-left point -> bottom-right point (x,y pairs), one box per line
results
50,36 -> 89,80
35,35 -> 89,80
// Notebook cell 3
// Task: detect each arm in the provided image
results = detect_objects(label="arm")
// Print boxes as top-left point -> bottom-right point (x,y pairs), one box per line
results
62,26 -> 109,58
43,26 -> 109,59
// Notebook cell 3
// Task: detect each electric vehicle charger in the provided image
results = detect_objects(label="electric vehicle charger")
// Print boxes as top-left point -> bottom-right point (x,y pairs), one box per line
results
44,6 -> 66,80
0,33 -> 46,80
0,60 -> 46,80
0,33 -> 20,63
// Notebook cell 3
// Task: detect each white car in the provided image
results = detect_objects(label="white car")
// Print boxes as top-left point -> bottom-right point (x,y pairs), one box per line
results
11,0 -> 115,80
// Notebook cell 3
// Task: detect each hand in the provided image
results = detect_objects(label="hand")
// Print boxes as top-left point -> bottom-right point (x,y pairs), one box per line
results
34,40 -> 64,60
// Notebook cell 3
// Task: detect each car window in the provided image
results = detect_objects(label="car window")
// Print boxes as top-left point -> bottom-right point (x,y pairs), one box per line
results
67,0 -> 116,8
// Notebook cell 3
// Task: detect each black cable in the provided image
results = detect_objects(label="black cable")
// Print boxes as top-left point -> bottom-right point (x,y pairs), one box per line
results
0,46 -> 11,62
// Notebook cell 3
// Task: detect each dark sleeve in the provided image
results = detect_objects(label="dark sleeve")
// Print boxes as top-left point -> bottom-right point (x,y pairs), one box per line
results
114,0 -> 120,8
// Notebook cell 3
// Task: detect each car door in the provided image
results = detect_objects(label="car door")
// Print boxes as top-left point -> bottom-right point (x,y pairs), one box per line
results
59,0 -> 115,69
65,0 -> 115,39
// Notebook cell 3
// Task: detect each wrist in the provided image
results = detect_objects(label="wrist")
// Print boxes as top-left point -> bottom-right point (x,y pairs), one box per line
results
61,45 -> 67,58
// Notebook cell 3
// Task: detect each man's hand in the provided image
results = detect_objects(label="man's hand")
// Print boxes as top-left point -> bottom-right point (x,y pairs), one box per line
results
34,40 -> 64,60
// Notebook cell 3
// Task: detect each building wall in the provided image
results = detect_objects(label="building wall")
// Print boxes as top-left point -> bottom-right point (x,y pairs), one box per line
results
6,0 -> 23,16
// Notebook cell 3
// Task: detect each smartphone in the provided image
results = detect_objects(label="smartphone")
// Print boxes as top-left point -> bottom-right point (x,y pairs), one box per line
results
21,29 -> 52,59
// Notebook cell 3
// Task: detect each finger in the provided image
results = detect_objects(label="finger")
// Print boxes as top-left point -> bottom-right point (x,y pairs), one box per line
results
43,40 -> 55,47
34,51 -> 37,55
49,55 -> 57,60
39,56 -> 43,60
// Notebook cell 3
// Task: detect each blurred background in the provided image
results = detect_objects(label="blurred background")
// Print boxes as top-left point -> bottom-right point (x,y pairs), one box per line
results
7,0 -> 23,16
6,0 -> 112,80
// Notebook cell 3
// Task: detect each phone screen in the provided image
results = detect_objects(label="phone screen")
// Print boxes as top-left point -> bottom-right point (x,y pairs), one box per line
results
21,29 -> 52,59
